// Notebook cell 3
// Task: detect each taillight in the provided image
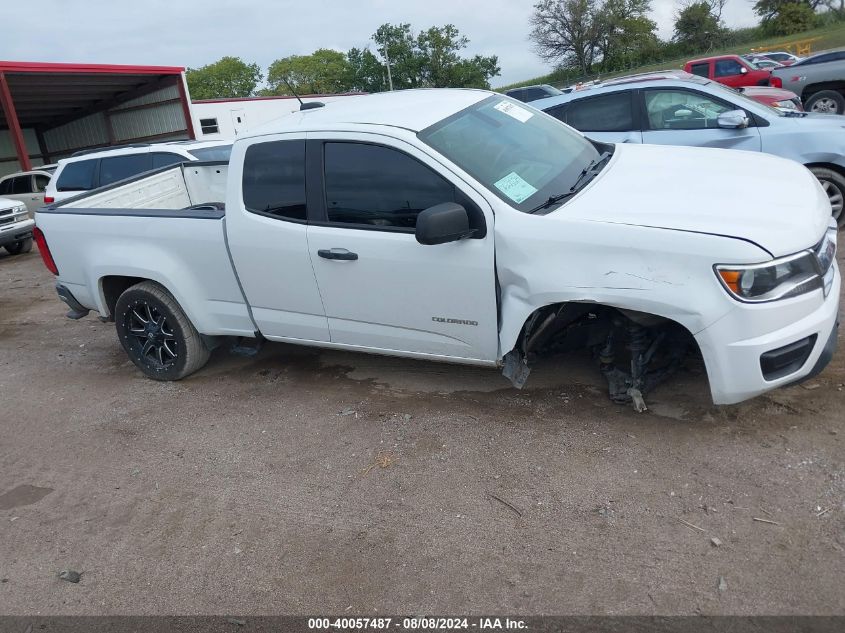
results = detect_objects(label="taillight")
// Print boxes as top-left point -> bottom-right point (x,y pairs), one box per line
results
43,195 -> 54,204
769,76 -> 782,88
33,227 -> 58,275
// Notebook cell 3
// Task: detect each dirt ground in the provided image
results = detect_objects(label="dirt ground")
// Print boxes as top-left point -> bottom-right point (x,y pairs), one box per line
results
0,246 -> 843,616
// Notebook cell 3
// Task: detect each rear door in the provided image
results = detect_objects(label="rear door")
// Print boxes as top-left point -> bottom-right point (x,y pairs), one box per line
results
224,133 -> 330,342
640,87 -> 761,151
305,133 -> 498,362
546,91 -> 642,144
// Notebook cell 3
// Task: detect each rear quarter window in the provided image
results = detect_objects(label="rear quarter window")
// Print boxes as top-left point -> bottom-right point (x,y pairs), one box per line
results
690,62 -> 710,77
56,160 -> 97,191
565,92 -> 634,132
242,139 -> 307,221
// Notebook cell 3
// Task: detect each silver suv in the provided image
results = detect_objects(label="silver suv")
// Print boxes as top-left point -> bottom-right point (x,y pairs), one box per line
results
532,73 -> 845,226
45,140 -> 232,204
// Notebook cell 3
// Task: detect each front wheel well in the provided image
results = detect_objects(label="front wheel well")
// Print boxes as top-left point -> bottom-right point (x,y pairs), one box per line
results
801,82 -> 845,101
805,162 -> 845,178
505,302 -> 702,404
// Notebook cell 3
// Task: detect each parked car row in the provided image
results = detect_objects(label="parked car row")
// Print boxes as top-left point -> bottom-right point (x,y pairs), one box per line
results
0,140 -> 232,258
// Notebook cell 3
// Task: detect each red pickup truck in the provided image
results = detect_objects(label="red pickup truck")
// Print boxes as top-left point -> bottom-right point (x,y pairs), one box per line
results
684,55 -> 772,88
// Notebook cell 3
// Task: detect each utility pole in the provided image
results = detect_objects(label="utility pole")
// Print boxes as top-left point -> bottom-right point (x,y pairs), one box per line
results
383,43 -> 394,91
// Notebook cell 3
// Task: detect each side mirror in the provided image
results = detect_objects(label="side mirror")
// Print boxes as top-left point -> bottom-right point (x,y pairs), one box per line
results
740,66 -> 748,74
717,109 -> 750,129
415,202 -> 475,245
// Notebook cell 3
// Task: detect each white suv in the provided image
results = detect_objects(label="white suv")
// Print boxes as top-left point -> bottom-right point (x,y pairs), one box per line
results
45,140 -> 232,204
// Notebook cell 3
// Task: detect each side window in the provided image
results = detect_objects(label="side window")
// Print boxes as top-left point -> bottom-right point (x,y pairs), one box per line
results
565,92 -> 634,132
11,176 -> 33,194
690,62 -> 710,77
323,142 -> 454,230
152,152 -> 185,169
242,139 -> 306,221
35,174 -> 50,192
543,104 -> 568,123
714,59 -> 743,77
644,90 -> 733,130
522,88 -> 545,102
99,154 -> 152,187
56,160 -> 97,191
200,118 -> 219,134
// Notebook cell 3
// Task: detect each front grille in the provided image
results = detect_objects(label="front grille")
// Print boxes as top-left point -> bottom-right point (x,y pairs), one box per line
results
0,216 -> 14,227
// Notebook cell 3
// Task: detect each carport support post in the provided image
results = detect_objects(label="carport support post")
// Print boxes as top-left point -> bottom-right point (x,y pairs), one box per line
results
0,72 -> 32,171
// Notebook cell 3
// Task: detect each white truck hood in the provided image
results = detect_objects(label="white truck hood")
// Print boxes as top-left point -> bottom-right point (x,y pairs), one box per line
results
558,143 -> 830,257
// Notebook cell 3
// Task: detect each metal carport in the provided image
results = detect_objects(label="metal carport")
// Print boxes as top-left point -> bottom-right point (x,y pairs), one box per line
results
0,61 -> 195,175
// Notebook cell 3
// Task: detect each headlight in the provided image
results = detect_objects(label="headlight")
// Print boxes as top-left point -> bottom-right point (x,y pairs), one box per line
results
716,251 -> 822,302
773,99 -> 799,111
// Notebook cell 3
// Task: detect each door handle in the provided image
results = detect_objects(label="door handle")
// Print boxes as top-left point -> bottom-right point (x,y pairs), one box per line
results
318,248 -> 358,261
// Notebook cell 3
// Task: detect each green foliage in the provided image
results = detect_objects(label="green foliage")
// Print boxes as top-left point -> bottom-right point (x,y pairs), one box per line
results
266,23 -> 500,95
759,2 -> 818,35
266,49 -> 352,95
529,0 -> 659,75
185,56 -> 263,100
673,2 -> 725,53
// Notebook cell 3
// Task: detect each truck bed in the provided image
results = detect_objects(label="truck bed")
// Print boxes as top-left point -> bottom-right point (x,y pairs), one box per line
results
35,163 -> 255,337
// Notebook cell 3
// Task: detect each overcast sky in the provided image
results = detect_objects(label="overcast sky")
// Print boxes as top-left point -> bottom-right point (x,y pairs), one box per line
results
2,0 -> 759,87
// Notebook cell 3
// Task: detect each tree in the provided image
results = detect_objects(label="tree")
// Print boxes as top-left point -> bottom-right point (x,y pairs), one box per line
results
266,49 -> 352,95
185,56 -> 262,100
529,0 -> 658,75
754,0 -> 819,34
530,0 -> 602,74
673,1 -> 725,53
349,23 -> 500,91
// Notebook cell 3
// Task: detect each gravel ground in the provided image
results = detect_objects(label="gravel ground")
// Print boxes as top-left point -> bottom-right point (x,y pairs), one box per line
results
0,246 -> 843,616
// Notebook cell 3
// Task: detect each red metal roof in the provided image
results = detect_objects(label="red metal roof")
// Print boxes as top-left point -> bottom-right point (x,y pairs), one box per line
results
0,60 -> 184,75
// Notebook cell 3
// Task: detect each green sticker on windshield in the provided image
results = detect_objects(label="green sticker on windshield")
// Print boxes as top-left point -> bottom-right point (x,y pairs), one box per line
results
493,172 -> 538,204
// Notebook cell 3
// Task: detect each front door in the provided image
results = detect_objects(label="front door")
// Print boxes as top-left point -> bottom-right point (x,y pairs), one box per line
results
640,88 -> 762,152
224,134 -> 330,342
305,134 -> 499,363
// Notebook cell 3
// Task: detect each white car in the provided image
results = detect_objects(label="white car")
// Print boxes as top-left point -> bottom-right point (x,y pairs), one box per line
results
33,89 -> 839,408
45,140 -> 232,204
0,196 -> 34,256
0,167 -> 55,214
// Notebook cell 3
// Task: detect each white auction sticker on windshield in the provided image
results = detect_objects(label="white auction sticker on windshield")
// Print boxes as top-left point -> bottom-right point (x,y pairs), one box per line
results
494,171 -> 538,204
494,100 -> 534,123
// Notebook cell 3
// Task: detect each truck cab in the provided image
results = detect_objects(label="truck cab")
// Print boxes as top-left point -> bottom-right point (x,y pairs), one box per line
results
685,55 -> 772,88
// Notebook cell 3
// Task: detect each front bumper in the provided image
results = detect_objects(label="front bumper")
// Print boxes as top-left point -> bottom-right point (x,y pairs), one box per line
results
0,218 -> 34,248
695,265 -> 841,405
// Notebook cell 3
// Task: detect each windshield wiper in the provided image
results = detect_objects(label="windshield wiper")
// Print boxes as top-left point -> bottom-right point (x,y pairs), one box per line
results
529,151 -> 613,214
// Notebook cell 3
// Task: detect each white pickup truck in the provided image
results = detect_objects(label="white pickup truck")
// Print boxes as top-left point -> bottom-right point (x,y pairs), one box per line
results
34,89 -> 839,408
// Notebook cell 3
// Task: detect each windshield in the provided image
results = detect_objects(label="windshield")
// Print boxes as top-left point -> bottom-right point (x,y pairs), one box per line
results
187,144 -> 233,161
418,95 -> 599,212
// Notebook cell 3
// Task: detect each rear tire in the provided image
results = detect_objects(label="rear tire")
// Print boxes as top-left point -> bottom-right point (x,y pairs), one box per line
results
114,281 -> 210,380
805,90 -> 845,114
4,237 -> 33,255
810,166 -> 845,228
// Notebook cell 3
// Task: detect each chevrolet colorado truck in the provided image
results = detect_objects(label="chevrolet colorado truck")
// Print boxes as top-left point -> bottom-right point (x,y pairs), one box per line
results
33,89 -> 840,408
